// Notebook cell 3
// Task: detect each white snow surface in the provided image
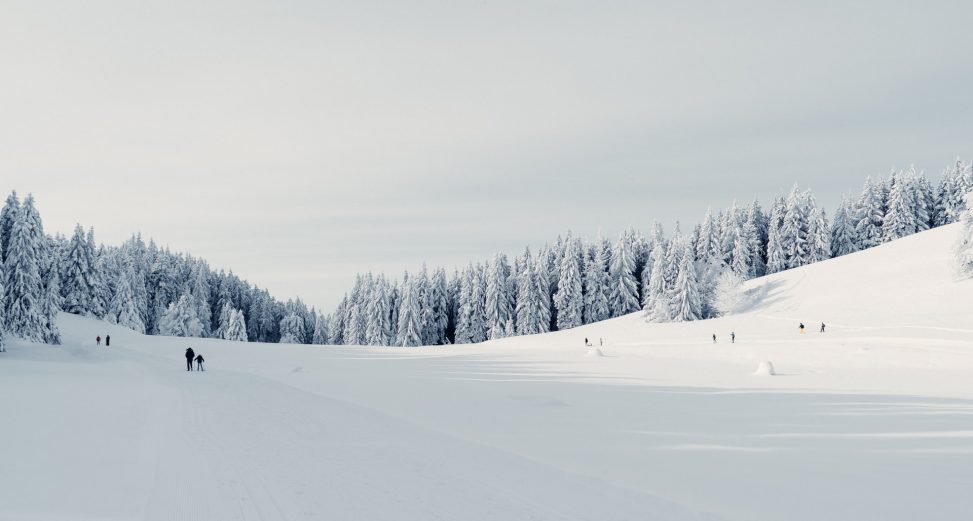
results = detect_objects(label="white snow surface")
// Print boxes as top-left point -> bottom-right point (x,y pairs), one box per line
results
4,224 -> 973,520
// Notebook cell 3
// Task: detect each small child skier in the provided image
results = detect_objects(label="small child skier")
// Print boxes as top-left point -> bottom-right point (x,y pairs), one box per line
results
195,354 -> 205,371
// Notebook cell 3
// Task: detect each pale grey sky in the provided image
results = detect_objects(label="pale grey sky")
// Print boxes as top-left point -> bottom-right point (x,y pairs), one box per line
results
2,0 -> 972,310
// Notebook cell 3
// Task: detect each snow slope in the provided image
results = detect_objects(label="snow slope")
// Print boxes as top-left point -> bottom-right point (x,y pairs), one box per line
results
3,224 -> 973,521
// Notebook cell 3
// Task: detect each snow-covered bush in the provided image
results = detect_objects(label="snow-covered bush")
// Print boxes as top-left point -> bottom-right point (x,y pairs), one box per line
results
711,270 -> 744,317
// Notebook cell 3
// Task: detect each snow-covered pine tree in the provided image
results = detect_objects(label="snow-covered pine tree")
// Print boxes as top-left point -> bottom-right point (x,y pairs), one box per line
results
224,309 -> 248,342
553,238 -> 584,330
643,244 -> 670,322
278,313 -> 305,344
311,312 -> 329,344
780,187 -> 810,269
86,228 -> 109,318
696,208 -> 718,264
60,224 -> 95,315
729,223 -> 751,278
830,196 -> 859,258
4,195 -> 47,342
189,263 -> 212,337
40,241 -> 62,344
365,275 -> 392,346
514,248 -> 547,335
670,243 -> 702,322
608,234 -> 640,316
485,253 -> 514,340
429,268 -> 450,344
583,241 -> 610,324
0,191 -> 20,265
107,260 -> 146,334
396,276 -> 423,347
158,292 -> 205,338
882,170 -> 919,241
806,199 -> 831,263
854,176 -> 885,249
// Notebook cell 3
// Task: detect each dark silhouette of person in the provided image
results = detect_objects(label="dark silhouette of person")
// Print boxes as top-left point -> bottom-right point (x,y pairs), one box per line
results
712,334 -> 717,343
96,336 -> 101,346
731,332 -> 736,343
185,348 -> 195,371
820,323 -> 826,333
195,354 -> 205,371
105,335 -> 110,347
799,323 -> 805,334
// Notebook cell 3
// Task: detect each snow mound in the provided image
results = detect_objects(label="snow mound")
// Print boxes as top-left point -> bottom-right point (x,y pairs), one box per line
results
754,361 -> 776,376
585,348 -> 608,358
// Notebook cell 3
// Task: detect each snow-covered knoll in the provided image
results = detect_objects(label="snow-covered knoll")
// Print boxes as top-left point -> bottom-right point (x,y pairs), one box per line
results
3,224 -> 973,521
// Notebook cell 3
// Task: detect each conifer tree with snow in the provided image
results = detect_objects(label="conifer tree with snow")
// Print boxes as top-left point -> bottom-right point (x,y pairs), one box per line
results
608,235 -> 640,316
0,191 -> 20,266
365,275 -> 392,346
86,228 -> 109,318
311,312 -> 329,344
40,244 -> 62,344
830,197 -> 859,258
429,268 -> 450,344
855,176 -> 886,249
224,309 -> 248,342
158,292 -> 205,338
642,245 -> 671,322
711,269 -> 744,317
882,170 -> 920,241
515,249 -> 549,335
553,238 -> 584,330
395,276 -> 423,347
582,242 -> 610,324
107,261 -> 146,334
60,224 -> 95,315
279,313 -> 306,344
4,195 -> 48,342
485,254 -> 514,340
670,244 -> 702,322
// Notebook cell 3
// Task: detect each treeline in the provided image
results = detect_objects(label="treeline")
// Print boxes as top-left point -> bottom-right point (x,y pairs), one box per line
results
0,191 -> 316,350
314,159 -> 973,347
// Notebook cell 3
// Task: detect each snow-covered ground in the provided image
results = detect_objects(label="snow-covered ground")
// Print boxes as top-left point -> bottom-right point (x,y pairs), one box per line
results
3,224 -> 973,521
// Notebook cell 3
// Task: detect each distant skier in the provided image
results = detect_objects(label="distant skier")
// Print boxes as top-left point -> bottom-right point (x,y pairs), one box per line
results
585,337 -> 590,346
599,338 -> 603,347
185,347 -> 195,371
820,322 -> 826,333
96,335 -> 101,346
731,332 -> 736,344
712,334 -> 717,344
799,323 -> 805,334
195,353 -> 205,371
105,335 -> 110,347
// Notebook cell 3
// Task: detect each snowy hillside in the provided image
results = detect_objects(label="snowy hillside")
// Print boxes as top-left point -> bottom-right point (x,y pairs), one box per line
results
3,224 -> 973,521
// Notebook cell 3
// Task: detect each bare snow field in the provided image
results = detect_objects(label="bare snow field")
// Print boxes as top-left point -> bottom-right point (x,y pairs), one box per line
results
3,224 -> 973,520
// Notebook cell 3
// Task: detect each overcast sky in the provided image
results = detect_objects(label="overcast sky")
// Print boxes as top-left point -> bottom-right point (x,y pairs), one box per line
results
3,0 -> 972,310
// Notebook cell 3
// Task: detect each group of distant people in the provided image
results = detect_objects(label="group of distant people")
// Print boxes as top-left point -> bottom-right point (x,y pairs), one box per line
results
583,337 -> 603,347
710,322 -> 827,344
798,322 -> 827,334
95,335 -> 110,347
185,347 -> 205,371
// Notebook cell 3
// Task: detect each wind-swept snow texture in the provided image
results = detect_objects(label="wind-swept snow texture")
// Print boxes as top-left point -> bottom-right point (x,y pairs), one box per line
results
4,224 -> 973,521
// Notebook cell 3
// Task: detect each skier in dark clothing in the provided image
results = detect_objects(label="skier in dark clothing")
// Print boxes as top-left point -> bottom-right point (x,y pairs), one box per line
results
731,332 -> 736,343
185,348 -> 195,371
799,323 -> 805,334
195,354 -> 205,371
96,336 -> 101,346
820,323 -> 826,333
105,335 -> 110,347
712,334 -> 717,344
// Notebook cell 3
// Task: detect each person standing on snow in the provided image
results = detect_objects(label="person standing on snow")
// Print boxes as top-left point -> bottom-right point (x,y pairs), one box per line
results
96,336 -> 101,346
185,347 -> 195,371
105,335 -> 110,347
731,332 -> 736,343
712,334 -> 717,344
195,353 -> 205,371
820,323 -> 826,333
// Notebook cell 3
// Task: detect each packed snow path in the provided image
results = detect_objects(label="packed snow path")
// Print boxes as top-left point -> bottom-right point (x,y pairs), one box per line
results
4,225 -> 973,520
